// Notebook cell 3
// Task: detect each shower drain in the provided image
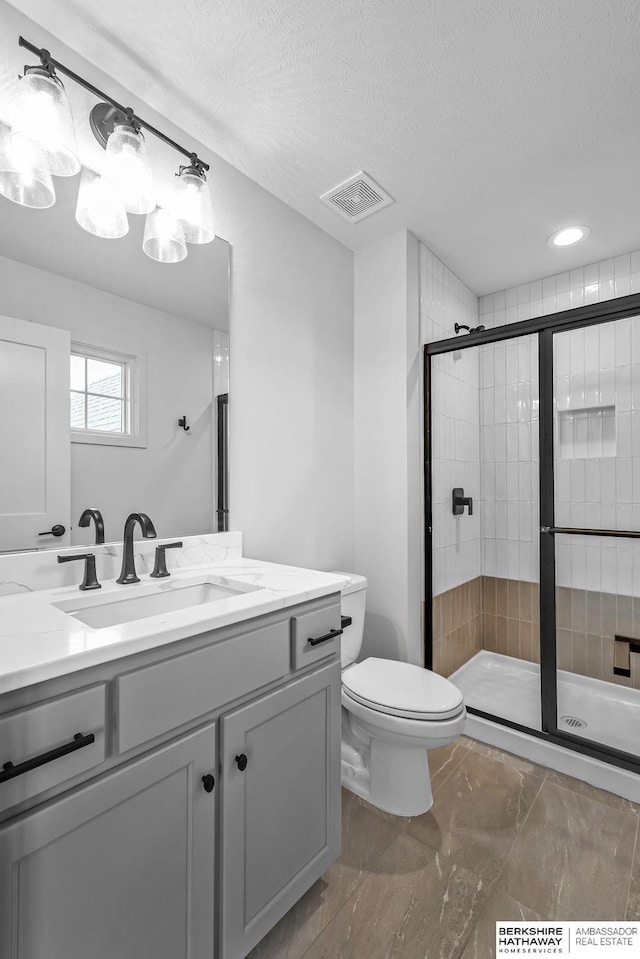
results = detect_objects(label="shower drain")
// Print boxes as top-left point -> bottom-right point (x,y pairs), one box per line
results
560,715 -> 587,729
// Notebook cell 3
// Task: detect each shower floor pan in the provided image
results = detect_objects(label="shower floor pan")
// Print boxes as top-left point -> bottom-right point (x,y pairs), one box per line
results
450,651 -> 640,802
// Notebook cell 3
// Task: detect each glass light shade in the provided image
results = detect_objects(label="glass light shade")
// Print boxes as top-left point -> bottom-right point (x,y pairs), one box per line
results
174,169 -> 215,244
10,71 -> 80,177
142,207 -> 187,263
0,122 -> 55,208
104,124 -> 155,214
75,167 -> 129,239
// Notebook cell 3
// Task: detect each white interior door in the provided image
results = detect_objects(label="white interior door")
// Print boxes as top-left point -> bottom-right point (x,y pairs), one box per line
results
0,315 -> 70,551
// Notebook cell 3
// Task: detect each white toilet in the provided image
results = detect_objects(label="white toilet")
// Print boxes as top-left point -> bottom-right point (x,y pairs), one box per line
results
335,572 -> 466,817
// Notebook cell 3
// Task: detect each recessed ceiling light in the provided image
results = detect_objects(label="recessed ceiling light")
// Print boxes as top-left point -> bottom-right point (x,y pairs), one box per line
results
547,225 -> 591,248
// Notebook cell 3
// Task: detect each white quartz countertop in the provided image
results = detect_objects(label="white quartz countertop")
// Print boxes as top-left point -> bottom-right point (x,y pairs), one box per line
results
0,558 -> 349,694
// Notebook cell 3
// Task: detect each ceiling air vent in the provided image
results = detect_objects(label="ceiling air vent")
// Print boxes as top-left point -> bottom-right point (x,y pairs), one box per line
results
320,171 -> 393,223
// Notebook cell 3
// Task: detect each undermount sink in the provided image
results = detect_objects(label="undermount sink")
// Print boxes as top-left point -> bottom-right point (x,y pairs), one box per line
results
53,578 -> 262,629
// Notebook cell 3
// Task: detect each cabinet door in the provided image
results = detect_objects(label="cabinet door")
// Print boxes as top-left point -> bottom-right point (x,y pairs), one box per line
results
0,725 -> 216,959
220,660 -> 341,959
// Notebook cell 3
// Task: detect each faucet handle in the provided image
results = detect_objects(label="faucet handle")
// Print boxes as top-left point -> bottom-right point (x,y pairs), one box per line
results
57,553 -> 101,591
150,541 -> 183,578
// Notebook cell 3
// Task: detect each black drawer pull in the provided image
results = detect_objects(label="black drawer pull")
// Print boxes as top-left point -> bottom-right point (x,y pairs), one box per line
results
0,732 -> 95,784
235,754 -> 248,771
307,627 -> 343,647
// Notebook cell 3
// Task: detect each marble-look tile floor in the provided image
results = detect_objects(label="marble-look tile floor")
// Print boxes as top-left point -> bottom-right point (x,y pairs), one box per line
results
248,735 -> 640,959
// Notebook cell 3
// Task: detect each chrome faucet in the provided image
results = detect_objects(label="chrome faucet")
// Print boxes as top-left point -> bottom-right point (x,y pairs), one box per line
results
78,507 -> 105,545
116,512 -> 157,585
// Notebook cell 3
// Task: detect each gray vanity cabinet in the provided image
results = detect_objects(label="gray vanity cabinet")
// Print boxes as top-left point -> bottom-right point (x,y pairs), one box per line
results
0,724 -> 216,959
0,594 -> 342,959
220,660 -> 342,959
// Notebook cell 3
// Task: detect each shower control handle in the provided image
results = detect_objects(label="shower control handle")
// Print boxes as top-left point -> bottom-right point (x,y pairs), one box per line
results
452,488 -> 473,516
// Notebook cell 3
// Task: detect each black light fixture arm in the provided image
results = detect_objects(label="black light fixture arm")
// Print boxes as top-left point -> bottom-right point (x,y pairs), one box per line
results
18,35 -> 210,172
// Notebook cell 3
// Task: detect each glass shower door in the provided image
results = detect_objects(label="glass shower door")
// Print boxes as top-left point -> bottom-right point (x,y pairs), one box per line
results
430,333 -> 542,731
549,317 -> 640,759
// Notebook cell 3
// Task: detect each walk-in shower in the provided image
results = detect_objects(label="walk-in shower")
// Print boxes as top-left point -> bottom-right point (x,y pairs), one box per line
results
424,292 -> 640,785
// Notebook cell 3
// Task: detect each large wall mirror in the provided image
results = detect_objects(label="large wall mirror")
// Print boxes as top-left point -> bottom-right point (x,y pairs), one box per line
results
0,23 -> 230,553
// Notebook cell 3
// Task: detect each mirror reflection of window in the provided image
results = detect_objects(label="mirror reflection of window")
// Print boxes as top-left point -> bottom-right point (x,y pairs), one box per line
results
70,350 -> 129,434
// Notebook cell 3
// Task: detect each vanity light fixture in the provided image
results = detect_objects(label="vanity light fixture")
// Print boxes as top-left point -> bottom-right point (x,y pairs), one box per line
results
173,162 -> 215,244
75,166 -> 129,239
142,206 -> 187,263
91,103 -> 155,215
10,51 -> 80,177
0,121 -> 55,208
1,36 -> 216,263
547,225 -> 591,248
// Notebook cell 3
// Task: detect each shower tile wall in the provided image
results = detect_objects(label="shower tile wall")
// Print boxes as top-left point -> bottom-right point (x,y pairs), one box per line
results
476,250 -> 640,689
478,251 -> 640,328
420,243 -> 482,674
554,321 -> 640,688
479,336 -> 539,583
213,329 -> 229,396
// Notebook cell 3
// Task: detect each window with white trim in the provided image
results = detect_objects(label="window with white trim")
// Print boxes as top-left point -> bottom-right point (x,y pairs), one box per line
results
70,344 -> 146,448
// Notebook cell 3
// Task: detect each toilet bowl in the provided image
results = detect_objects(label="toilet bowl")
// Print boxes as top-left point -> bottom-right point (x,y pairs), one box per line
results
333,572 -> 466,817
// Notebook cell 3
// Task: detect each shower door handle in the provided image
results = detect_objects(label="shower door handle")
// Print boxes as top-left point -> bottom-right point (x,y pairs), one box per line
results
541,526 -> 640,539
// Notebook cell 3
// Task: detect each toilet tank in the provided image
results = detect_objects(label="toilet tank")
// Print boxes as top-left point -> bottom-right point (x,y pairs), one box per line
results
330,572 -> 367,668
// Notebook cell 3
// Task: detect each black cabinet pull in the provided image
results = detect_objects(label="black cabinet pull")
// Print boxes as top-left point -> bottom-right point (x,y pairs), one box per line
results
235,754 -> 248,771
201,773 -> 215,793
0,732 -> 95,784
307,627 -> 343,647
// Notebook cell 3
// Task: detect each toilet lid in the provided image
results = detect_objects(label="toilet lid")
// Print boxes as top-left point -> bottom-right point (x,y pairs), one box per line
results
342,658 -> 464,720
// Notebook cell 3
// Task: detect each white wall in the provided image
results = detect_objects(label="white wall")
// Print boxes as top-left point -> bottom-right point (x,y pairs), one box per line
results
218,168 -> 354,571
0,255 -> 214,545
353,230 -> 421,664
0,5 -> 355,573
421,244 -> 481,595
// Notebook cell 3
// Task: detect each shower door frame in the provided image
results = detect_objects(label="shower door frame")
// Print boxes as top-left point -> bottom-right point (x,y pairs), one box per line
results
424,291 -> 640,775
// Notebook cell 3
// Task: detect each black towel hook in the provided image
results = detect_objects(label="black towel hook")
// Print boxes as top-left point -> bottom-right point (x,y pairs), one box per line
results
178,416 -> 190,432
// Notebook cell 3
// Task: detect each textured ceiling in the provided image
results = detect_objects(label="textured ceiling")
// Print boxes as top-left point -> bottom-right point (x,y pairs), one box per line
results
7,0 -> 640,294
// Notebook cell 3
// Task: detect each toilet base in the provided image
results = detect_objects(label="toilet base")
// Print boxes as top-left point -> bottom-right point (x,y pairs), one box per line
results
341,713 -> 435,816
341,737 -> 434,816
340,699 -> 467,817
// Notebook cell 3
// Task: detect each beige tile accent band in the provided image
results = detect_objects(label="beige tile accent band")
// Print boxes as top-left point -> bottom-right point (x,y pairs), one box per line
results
430,576 -> 640,690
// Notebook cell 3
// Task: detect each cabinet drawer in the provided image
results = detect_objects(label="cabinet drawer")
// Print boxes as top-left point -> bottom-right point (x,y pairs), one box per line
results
291,601 -> 342,670
0,685 -> 106,814
116,617 -> 291,753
